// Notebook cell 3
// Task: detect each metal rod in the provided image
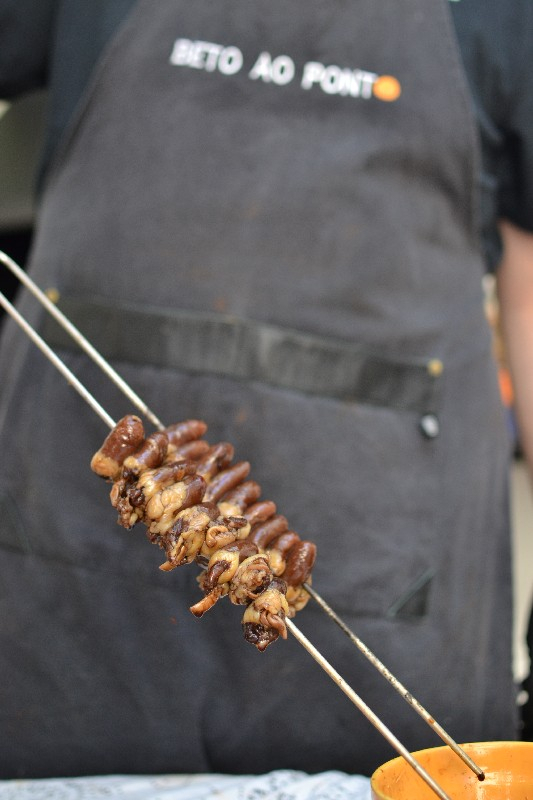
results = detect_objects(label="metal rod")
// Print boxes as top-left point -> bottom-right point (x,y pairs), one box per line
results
303,582 -> 485,781
0,283 -> 454,800
1,255 -> 484,780
286,619 -> 453,800
0,288 -> 115,429
0,250 -> 165,431
0,252 -> 479,797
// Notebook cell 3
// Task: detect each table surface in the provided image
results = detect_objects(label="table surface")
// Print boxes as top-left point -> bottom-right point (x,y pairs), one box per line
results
0,770 -> 372,800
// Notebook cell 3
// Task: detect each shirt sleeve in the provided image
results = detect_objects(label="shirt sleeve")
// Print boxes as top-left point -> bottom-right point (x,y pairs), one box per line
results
0,0 -> 57,98
450,0 -> 533,268
497,1 -> 533,234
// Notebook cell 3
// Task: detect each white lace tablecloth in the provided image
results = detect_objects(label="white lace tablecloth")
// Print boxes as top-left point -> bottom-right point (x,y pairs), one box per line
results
0,771 -> 371,800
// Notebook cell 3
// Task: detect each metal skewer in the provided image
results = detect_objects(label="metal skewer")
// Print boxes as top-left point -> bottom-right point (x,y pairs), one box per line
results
286,620 -> 457,800
0,287 -> 456,800
0,288 -> 115,429
0,253 -> 485,781
303,582 -> 485,781
0,250 -> 165,431
0,253 -> 485,797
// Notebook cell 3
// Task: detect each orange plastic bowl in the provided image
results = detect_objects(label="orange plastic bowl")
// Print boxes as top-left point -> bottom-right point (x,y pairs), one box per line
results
371,741 -> 533,800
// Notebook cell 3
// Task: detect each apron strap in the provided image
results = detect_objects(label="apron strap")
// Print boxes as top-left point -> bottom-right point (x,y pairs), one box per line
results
42,296 -> 443,416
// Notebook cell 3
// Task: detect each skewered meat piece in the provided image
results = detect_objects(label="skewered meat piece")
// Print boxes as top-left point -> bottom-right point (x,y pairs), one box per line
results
203,546 -> 241,589
158,501 -> 220,569
195,442 -> 234,481
110,474 -> 141,528
229,553 -> 273,605
203,461 -> 251,503
146,474 -> 207,534
159,509 -> 250,571
200,515 -> 251,557
172,439 -> 211,461
281,541 -> 316,587
165,419 -> 208,449
286,582 -> 313,616
189,582 -> 228,616
242,579 -> 289,651
91,414 -> 145,479
237,504 -> 314,615
248,515 -> 288,549
136,461 -> 198,504
122,430 -> 169,476
218,480 -> 262,517
238,510 -> 314,615
190,546 -> 272,616
266,531 -> 300,576
111,460 -> 197,528
278,540 -> 316,616
201,545 -> 268,600
189,539 -> 259,617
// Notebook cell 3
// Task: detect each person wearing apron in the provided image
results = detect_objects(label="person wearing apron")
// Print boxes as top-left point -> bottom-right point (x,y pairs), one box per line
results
0,0 -> 521,779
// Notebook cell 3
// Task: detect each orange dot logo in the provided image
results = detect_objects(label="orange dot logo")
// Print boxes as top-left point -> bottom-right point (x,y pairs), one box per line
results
373,75 -> 402,102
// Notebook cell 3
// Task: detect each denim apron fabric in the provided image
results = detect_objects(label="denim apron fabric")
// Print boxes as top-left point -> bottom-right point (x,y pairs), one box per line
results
0,0 -> 516,778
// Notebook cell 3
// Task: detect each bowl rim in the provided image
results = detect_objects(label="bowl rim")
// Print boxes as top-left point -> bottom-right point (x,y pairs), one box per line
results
370,740 -> 533,800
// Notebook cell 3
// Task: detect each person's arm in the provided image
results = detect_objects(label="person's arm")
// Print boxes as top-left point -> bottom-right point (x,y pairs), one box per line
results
0,0 -> 56,98
497,219 -> 533,482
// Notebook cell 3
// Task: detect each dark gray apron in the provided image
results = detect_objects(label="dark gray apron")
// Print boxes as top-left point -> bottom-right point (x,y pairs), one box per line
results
0,0 -> 517,779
